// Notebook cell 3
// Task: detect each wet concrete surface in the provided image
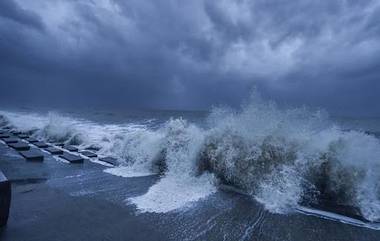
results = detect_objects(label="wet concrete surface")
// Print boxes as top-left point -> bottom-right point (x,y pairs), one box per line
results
0,142 -> 379,241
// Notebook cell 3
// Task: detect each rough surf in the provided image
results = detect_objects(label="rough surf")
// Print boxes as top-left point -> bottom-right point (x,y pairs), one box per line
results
1,94 -> 380,226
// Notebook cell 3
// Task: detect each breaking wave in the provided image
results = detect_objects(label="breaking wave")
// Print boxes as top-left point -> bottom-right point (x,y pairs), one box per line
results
1,94 -> 380,221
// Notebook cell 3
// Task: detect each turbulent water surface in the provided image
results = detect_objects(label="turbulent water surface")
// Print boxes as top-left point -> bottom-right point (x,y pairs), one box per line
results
1,96 -> 380,227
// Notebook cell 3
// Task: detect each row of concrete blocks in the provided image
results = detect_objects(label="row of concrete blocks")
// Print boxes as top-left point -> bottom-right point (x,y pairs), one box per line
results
0,128 -> 119,227
0,130 -> 118,165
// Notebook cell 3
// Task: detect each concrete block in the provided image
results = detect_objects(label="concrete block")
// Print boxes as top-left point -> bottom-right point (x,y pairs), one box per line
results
64,145 -> 78,152
10,130 -> 21,135
85,145 -> 101,152
33,142 -> 49,148
8,142 -> 30,151
3,137 -> 19,144
59,152 -> 84,163
0,170 -> 11,227
26,137 -> 39,143
19,149 -> 44,162
18,134 -> 29,139
99,157 -> 118,166
45,147 -> 63,155
80,151 -> 97,158
0,133 -> 10,139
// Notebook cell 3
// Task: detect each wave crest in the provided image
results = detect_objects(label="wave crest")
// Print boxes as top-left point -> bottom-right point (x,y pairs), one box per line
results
198,96 -> 380,221
1,95 -> 380,219
38,113 -> 84,145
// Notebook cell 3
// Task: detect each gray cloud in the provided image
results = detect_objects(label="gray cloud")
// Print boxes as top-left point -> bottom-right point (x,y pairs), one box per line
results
0,0 -> 379,115
0,0 -> 44,30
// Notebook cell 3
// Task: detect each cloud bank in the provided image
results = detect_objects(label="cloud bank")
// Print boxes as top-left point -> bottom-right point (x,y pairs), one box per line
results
1,0 -> 380,115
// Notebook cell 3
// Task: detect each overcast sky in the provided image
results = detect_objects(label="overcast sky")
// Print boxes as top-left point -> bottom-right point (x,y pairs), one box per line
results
1,0 -> 380,115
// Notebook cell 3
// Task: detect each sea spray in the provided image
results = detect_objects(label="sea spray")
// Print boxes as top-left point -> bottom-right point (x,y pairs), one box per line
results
129,118 -> 217,213
199,95 -> 380,221
1,95 -> 380,220
38,112 -> 84,144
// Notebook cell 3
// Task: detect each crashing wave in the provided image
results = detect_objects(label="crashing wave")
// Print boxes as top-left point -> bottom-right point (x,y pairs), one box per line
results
1,95 -> 380,220
38,113 -> 85,145
196,96 -> 380,222
0,115 -> 9,127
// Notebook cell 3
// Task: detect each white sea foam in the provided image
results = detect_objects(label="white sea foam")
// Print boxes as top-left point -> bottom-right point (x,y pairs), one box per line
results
128,118 -> 217,213
129,174 -> 216,213
200,93 -> 380,221
2,93 -> 380,220
104,166 -> 154,178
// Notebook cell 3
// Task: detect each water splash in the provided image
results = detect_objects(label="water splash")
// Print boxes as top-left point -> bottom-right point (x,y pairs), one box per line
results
2,94 -> 380,220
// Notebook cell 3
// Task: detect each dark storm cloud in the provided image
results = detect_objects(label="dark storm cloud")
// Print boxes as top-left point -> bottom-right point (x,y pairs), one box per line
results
0,0 -> 44,30
0,0 -> 380,115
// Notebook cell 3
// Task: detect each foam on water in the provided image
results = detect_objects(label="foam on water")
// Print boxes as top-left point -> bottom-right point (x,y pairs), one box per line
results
297,206 -> 380,230
128,119 -> 217,213
104,166 -> 154,178
0,110 -> 159,164
1,93 -> 380,221
0,110 -> 218,213
200,94 -> 380,221
129,174 -> 216,213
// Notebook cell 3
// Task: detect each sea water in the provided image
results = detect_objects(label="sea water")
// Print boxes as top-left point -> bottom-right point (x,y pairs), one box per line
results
1,94 -> 380,225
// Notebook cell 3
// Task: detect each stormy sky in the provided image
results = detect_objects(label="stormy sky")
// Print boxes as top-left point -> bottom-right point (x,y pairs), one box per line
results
1,0 -> 380,116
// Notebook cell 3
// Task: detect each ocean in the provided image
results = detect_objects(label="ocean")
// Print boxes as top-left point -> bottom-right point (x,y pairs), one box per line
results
1,95 -> 380,239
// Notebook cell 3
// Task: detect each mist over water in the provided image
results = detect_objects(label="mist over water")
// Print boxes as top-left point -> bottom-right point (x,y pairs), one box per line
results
1,93 -> 380,222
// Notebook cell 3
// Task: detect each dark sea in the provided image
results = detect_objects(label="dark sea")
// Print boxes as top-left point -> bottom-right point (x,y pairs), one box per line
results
1,98 -> 380,240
